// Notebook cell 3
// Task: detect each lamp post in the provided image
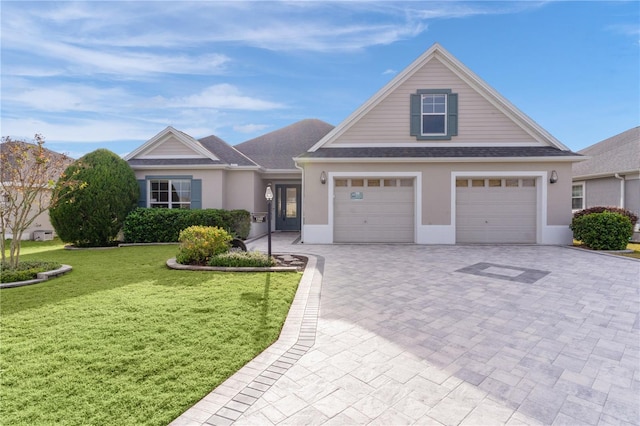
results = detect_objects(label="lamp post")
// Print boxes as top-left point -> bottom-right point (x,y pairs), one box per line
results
265,185 -> 273,258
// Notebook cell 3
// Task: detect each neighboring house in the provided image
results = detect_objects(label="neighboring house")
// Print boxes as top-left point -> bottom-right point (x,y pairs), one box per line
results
572,126 -> 640,241
126,43 -> 582,245
0,141 -> 74,240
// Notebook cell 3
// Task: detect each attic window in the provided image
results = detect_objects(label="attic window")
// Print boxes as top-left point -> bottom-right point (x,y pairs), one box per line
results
410,89 -> 458,140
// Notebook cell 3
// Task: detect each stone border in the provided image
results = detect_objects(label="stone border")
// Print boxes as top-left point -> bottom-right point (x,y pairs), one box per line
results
166,258 -> 299,273
169,254 -> 324,426
0,264 -> 73,289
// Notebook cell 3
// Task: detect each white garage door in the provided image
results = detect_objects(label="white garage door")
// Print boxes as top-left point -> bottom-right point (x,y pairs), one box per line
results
456,177 -> 537,243
334,178 -> 414,243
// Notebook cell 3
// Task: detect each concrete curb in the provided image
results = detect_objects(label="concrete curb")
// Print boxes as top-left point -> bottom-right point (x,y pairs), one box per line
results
166,258 -> 300,273
0,264 -> 73,289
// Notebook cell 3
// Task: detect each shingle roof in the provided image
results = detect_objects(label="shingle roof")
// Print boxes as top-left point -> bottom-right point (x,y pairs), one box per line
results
235,119 -> 334,169
572,127 -> 640,177
198,135 -> 257,167
297,146 -> 582,159
1,141 -> 73,182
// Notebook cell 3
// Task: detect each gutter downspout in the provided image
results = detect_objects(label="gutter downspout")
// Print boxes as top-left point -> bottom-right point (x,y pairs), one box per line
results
614,173 -> 625,208
294,160 -> 304,243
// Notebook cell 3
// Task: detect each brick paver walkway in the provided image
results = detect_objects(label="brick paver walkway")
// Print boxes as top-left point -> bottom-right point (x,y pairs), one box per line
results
171,234 -> 640,426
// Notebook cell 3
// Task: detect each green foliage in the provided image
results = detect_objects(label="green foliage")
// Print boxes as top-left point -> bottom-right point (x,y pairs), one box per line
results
573,206 -> 638,226
1,243 -> 300,425
0,260 -> 62,283
209,250 -> 276,268
123,208 -> 251,243
571,211 -> 633,250
49,149 -> 138,247
175,226 -> 232,265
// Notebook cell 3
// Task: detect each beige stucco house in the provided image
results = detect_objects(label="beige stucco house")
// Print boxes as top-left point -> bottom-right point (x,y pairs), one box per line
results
126,43 -> 582,245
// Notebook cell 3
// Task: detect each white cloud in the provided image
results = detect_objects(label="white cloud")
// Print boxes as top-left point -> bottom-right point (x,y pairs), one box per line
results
382,69 -> 397,75
233,124 -> 271,134
160,84 -> 285,110
2,117 -> 154,144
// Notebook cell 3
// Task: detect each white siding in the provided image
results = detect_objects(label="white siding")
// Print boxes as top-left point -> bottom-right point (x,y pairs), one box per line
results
143,135 -> 205,157
328,56 -> 535,145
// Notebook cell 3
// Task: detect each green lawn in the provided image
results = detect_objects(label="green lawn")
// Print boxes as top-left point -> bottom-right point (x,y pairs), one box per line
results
1,240 -> 301,425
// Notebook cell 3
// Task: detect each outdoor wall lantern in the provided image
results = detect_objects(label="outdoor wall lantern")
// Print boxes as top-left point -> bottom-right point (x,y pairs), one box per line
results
320,171 -> 327,185
265,185 -> 273,258
549,170 -> 558,184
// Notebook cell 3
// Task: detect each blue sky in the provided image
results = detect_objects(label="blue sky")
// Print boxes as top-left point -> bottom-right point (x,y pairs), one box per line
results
2,1 -> 638,159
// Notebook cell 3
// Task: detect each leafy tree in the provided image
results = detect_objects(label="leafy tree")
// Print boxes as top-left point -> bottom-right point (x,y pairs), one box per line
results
50,149 -> 139,247
0,135 -> 79,268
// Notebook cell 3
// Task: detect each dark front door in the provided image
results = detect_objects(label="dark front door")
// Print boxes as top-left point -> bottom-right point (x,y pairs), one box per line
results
275,184 -> 301,231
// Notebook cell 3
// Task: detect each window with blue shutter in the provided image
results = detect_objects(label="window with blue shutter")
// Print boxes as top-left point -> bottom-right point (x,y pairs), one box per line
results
141,175 -> 202,209
410,89 -> 458,140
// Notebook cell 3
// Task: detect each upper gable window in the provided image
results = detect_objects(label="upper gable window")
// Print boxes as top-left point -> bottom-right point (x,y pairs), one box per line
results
410,89 -> 458,140
422,94 -> 447,135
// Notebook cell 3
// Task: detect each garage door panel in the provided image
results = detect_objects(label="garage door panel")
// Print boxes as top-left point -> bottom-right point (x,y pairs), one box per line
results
456,179 -> 537,244
334,180 -> 414,243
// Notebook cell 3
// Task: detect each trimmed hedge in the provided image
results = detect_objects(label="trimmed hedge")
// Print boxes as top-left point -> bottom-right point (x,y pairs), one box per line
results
571,211 -> 633,250
209,251 -> 276,268
573,206 -> 638,226
123,208 -> 251,243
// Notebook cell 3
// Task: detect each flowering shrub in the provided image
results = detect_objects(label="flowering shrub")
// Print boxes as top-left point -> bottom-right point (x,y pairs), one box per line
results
175,226 -> 232,265
208,251 -> 276,268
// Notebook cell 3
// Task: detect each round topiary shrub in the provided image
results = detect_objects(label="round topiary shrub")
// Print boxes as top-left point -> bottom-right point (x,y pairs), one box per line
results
570,211 -> 633,250
175,226 -> 233,265
50,149 -> 139,247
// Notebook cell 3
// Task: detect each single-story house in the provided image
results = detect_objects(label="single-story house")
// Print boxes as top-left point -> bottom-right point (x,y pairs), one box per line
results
572,126 -> 640,241
1,141 -> 74,240
126,43 -> 583,245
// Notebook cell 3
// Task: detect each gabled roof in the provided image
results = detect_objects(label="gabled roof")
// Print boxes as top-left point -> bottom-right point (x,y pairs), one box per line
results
235,119 -> 334,170
573,126 -> 640,178
308,43 -> 570,153
125,126 -> 256,168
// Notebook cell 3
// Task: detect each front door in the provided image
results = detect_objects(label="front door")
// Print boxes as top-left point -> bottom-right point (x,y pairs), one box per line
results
275,184 -> 301,231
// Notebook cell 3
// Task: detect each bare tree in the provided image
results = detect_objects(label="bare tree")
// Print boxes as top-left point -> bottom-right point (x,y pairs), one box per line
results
1,134 -> 80,268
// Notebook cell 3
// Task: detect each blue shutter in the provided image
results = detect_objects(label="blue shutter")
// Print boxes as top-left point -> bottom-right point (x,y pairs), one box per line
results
410,93 -> 421,137
191,179 -> 202,209
137,179 -> 147,207
448,93 -> 458,137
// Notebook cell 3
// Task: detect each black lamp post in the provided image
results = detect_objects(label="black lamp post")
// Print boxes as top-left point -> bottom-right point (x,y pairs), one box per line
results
265,185 -> 273,258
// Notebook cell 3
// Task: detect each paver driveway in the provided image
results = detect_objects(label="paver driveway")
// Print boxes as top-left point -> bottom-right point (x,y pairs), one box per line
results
172,234 -> 640,426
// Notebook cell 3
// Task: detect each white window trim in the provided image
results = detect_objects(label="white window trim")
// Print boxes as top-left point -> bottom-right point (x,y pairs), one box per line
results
148,178 -> 192,209
421,93 -> 448,136
571,181 -> 585,212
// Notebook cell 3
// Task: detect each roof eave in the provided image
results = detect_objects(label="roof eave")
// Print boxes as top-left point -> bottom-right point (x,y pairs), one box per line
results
295,156 -> 584,164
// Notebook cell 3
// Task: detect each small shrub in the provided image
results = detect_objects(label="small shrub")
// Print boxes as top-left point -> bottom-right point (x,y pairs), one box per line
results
208,251 -> 276,268
573,206 -> 638,226
571,211 -> 633,250
1,261 -> 62,283
175,226 -> 232,265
